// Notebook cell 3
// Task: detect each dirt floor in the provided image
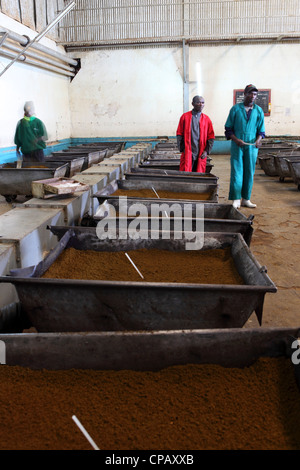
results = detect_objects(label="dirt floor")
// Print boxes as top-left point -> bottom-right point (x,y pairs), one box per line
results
215,154 -> 300,329
0,154 -> 299,329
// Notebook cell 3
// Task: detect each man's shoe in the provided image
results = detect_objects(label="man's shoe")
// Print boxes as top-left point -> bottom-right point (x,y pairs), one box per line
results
241,199 -> 256,208
232,199 -> 241,208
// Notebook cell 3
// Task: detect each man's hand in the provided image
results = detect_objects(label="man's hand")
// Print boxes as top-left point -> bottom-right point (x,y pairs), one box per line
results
233,137 -> 247,147
200,151 -> 207,159
255,137 -> 263,148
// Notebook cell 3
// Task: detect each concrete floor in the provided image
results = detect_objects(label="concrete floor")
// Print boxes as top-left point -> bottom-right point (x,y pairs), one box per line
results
0,154 -> 299,329
214,154 -> 300,329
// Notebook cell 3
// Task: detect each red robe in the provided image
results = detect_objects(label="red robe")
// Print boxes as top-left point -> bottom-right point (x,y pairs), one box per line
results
176,111 -> 215,172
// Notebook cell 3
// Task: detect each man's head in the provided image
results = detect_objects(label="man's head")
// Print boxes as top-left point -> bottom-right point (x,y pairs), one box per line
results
24,101 -> 35,117
192,96 -> 205,113
243,85 -> 258,107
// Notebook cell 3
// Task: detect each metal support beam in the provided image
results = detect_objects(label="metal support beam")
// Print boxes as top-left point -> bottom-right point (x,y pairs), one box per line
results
182,39 -> 189,113
0,1 -> 76,78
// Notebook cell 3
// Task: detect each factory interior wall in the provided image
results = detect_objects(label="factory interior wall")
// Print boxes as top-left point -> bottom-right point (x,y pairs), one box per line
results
69,42 -> 300,140
0,13 -> 71,162
68,46 -> 184,139
1,10 -> 300,163
188,42 -> 300,137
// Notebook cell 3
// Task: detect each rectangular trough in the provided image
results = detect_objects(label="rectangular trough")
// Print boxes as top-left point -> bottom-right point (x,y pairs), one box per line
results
258,144 -> 298,156
124,168 -> 218,184
0,228 -> 277,333
258,155 -> 278,176
45,155 -> 85,177
139,160 -> 214,173
285,159 -> 300,190
93,203 -> 254,246
0,327 -> 297,371
51,150 -> 105,169
93,178 -> 219,204
273,154 -> 300,182
0,162 -> 69,199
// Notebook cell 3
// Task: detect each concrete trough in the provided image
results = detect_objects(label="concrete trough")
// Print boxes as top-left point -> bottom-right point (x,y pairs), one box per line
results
81,164 -> 122,181
83,161 -> 126,178
93,203 -> 254,246
0,228 -> 277,333
103,156 -> 132,172
0,207 -> 65,268
0,327 -> 297,370
72,174 -> 109,216
115,150 -> 143,164
93,178 -> 219,204
22,191 -> 91,226
0,162 -> 69,200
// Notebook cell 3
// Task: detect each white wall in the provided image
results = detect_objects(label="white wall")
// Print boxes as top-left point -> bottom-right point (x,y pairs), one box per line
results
69,46 -> 184,138
189,43 -> 300,136
1,9 -> 300,148
0,13 -> 71,149
69,42 -> 300,138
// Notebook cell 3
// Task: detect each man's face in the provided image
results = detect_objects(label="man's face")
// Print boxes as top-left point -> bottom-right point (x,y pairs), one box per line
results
244,91 -> 258,106
192,97 -> 205,113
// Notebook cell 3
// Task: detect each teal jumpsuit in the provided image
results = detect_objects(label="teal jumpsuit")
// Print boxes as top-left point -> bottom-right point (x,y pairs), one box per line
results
225,103 -> 265,201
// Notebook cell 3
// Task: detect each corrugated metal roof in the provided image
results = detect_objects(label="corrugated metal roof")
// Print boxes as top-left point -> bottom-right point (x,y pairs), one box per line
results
57,0 -> 300,49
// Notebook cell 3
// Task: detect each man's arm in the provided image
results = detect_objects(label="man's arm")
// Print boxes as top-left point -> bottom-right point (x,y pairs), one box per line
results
176,134 -> 184,152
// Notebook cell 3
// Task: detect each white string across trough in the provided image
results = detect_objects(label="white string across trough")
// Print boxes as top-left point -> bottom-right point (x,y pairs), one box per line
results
125,252 -> 144,279
72,415 -> 100,450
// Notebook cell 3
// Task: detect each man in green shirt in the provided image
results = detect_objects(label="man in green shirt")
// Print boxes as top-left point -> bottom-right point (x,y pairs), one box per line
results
14,101 -> 48,162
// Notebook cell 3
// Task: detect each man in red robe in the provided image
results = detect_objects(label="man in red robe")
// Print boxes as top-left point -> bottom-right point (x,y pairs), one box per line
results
176,96 -> 215,173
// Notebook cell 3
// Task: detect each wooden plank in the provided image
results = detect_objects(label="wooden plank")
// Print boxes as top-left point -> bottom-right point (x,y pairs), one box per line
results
20,0 -> 35,30
46,0 -> 58,40
35,0 -> 47,33
32,177 -> 90,199
1,0 -> 21,22
56,0 -> 65,40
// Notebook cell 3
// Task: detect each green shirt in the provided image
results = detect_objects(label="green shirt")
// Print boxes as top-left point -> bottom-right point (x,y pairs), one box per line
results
14,116 -> 48,154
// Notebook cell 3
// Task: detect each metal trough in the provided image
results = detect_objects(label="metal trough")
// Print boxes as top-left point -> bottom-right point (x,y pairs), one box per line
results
285,159 -> 300,190
273,154 -> 300,182
0,162 -> 69,200
93,203 -> 254,246
51,149 -> 105,169
139,160 -> 214,173
148,153 -> 182,160
0,327 -> 297,370
125,168 -> 218,184
1,228 -> 277,333
258,144 -> 298,156
89,204 -> 254,246
45,155 -> 85,177
93,178 -> 219,204
72,142 -> 125,152
258,155 -> 278,176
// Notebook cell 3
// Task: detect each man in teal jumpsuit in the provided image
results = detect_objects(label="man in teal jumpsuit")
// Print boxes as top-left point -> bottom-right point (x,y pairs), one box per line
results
225,84 -> 265,208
